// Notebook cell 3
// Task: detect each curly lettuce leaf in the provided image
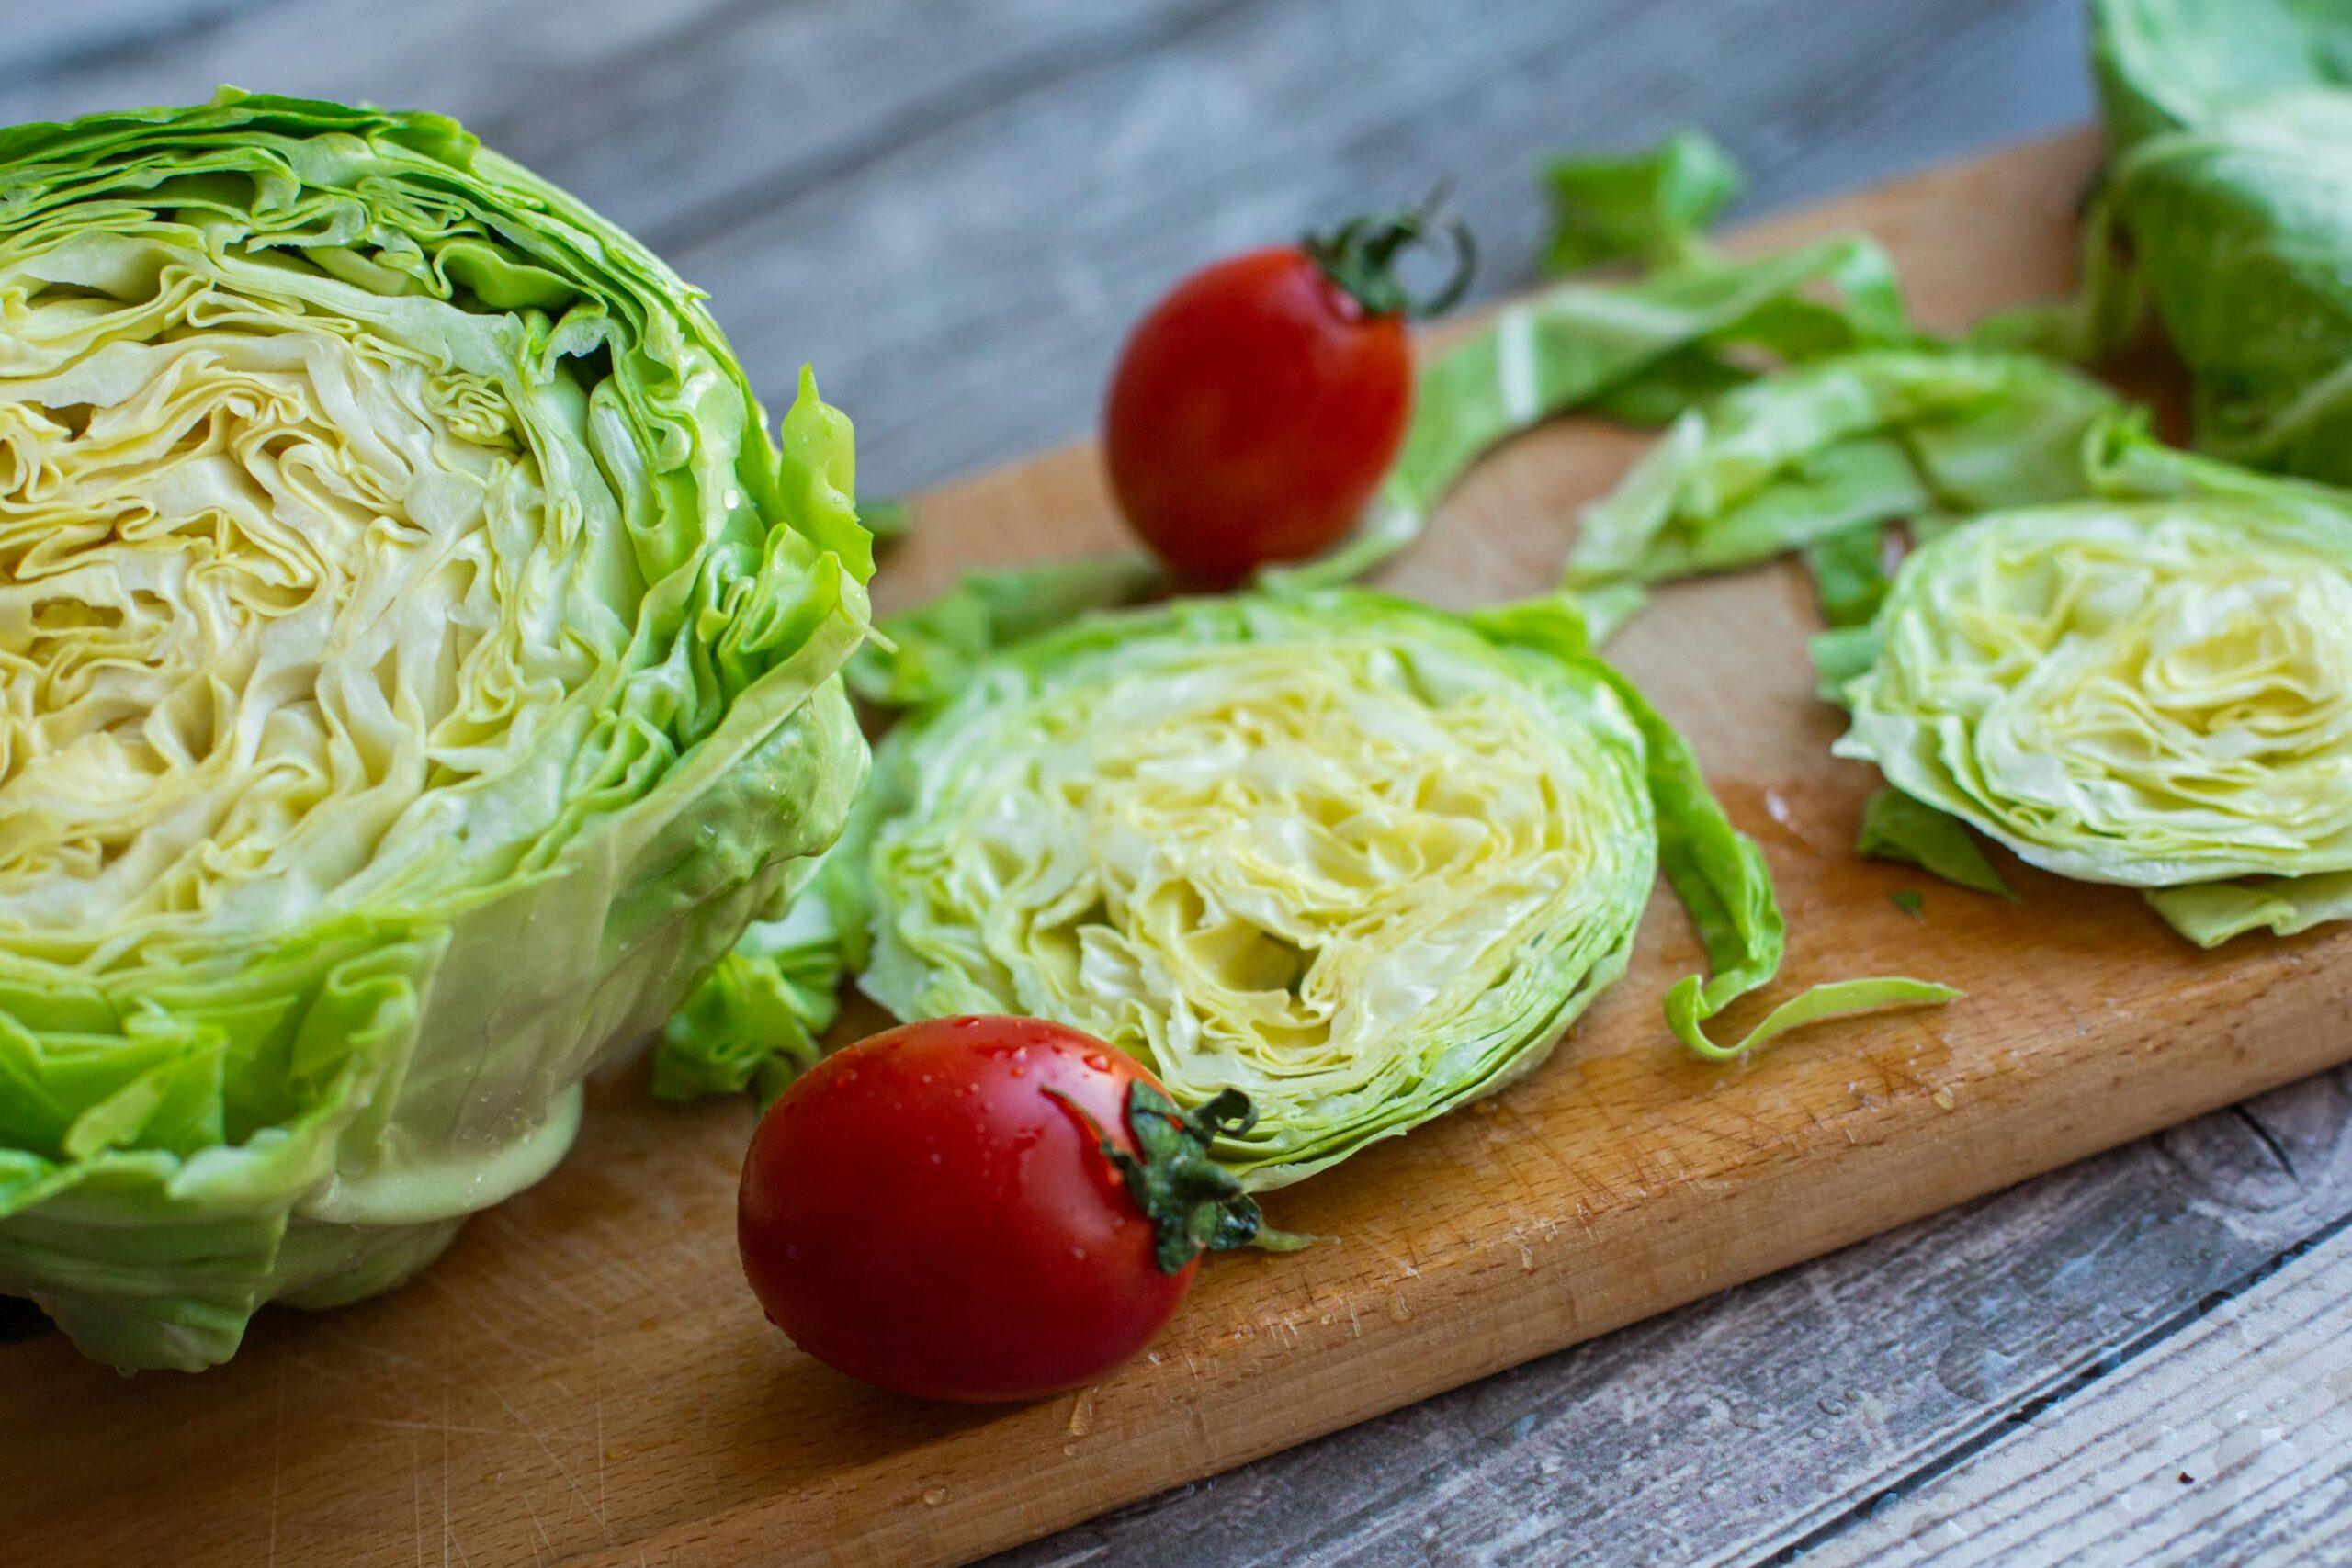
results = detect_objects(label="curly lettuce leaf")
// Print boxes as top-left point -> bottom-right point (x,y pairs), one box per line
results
1574,661 -> 1960,1061
1856,787 -> 2018,899
1542,129 -> 1742,275
2027,1 -> 2352,484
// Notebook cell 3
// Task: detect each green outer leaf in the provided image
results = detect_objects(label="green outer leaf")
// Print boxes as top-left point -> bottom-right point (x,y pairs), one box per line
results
1811,624 -> 1884,706
1284,231 -> 1914,588
2046,1 -> 2352,485
650,867 -> 847,1105
1802,523 -> 1898,629
1856,788 -> 2018,899
1567,349 -> 2123,590
2091,0 -> 2352,161
1541,129 -> 1742,275
0,93 -> 873,1368
2147,873 -> 2352,948
1579,666 -> 1960,1062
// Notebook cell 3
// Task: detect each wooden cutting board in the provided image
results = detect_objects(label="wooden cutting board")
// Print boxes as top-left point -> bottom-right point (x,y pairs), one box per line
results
9,128 -> 2349,1568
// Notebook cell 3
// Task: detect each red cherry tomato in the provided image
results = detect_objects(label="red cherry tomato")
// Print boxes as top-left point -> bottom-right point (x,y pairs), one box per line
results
1104,207 -> 1474,583
739,1016 -> 1194,1404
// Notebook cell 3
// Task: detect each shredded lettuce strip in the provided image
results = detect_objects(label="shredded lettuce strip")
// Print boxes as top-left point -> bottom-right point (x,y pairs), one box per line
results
849,170 -> 1917,713
1589,660 -> 1958,1063
1566,349 -> 2125,595
1292,229 -> 1914,589
1541,129 -> 1742,276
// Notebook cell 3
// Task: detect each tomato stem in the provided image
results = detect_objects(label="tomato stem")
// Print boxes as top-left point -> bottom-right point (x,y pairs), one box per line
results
1303,190 -> 1477,320
1050,1083 -> 1307,1273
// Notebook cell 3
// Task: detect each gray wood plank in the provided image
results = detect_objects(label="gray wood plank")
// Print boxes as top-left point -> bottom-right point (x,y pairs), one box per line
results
996,1073 -> 2352,1566
1804,1219 -> 2352,1567
0,0 -> 2093,499
666,0 -> 2096,496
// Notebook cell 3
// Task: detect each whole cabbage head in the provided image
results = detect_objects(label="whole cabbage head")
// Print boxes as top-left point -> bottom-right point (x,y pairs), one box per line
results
0,91 -> 873,1368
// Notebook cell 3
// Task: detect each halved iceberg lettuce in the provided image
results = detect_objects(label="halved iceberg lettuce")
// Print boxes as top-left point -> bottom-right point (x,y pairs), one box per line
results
0,92 -> 872,1367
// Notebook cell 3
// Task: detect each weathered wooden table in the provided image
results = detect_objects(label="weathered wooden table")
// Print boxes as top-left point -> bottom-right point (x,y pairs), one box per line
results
9,2 -> 2348,1563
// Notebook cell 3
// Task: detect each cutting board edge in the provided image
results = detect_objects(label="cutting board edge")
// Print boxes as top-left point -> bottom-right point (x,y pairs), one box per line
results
623,923 -> 2352,1568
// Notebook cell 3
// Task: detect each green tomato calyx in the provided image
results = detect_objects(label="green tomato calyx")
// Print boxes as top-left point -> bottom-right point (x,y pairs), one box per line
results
1052,1081 -> 1310,1275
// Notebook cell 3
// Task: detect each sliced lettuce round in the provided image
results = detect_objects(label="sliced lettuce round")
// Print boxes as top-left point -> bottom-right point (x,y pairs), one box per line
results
1834,501 -> 2352,892
833,586 -> 1949,1189
0,92 -> 872,1368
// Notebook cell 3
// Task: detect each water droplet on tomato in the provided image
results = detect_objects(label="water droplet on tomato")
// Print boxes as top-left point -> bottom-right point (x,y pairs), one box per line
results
1083,1053 -> 1111,1071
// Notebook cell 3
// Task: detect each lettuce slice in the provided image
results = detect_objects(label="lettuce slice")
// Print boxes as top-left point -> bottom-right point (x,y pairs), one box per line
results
1827,439 -> 2352,942
851,585 -> 1950,1185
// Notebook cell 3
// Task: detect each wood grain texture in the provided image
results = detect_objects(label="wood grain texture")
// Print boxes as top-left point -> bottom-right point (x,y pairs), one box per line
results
1805,1218 -> 2352,1567
0,0 -> 2093,497
997,1075 -> 2352,1567
5,128 -> 2349,1568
